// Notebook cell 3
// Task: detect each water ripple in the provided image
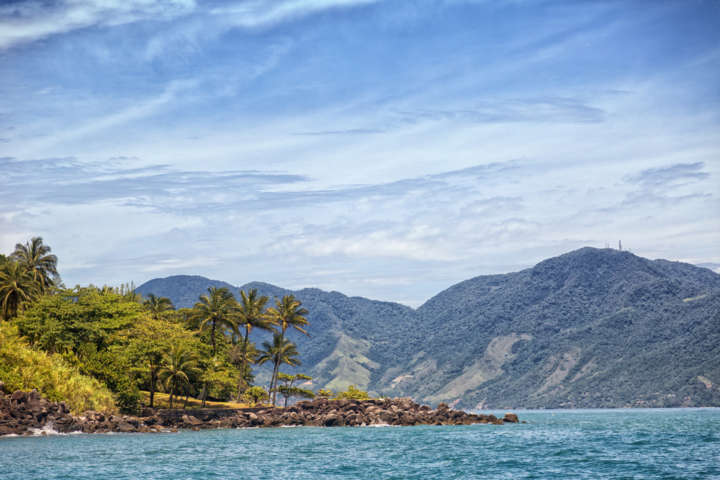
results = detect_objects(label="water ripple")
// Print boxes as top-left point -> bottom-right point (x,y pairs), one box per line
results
2,409 -> 720,479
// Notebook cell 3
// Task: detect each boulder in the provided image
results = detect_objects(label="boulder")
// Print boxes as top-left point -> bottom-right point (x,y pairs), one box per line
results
503,413 -> 519,423
323,414 -> 344,427
181,415 -> 203,426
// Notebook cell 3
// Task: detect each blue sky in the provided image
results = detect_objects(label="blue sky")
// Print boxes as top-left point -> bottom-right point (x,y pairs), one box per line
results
1,0 -> 719,305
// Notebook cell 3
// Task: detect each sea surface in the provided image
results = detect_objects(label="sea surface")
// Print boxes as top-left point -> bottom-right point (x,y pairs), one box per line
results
2,409 -> 719,479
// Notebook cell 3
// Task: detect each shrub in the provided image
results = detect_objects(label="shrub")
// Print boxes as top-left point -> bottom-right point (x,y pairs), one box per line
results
334,385 -> 370,401
0,324 -> 116,413
243,386 -> 269,406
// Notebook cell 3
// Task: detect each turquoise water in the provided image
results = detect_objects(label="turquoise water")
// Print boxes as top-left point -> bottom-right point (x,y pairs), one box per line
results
2,409 -> 719,479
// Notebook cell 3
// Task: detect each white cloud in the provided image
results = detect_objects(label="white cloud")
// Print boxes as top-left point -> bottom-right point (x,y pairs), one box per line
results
0,0 -> 196,50
210,0 -> 380,29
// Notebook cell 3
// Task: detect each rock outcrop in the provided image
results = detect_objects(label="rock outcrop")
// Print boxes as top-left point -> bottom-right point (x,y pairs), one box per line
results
0,389 -> 520,436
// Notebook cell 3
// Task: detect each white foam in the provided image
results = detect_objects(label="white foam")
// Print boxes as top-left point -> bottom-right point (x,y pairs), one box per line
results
29,422 -> 61,436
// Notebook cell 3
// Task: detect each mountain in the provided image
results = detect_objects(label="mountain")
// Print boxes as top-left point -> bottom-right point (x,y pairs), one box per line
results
136,248 -> 720,408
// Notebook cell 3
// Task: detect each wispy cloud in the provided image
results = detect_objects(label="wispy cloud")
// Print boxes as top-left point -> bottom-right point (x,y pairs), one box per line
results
0,156 -> 309,209
209,0 -> 380,29
626,162 -> 710,188
1,0 -> 719,304
0,0 -> 196,50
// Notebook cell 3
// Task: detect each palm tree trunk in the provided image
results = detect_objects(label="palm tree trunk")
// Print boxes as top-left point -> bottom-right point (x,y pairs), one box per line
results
183,394 -> 189,409
201,382 -> 208,408
236,327 -> 250,401
149,368 -> 157,408
270,359 -> 280,406
211,321 -> 217,356
169,384 -> 175,409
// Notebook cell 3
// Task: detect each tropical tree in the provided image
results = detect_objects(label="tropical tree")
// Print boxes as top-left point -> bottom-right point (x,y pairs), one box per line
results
11,236 -> 58,292
234,289 -> 275,398
256,333 -> 301,406
199,355 -> 236,407
243,386 -> 269,407
143,293 -> 174,320
276,372 -> 315,407
266,294 -> 309,338
0,261 -> 39,320
158,344 -> 200,408
192,287 -> 238,356
123,315 -> 196,408
228,339 -> 258,399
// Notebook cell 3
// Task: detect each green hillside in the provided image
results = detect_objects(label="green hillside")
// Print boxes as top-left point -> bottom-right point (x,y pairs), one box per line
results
137,248 -> 720,408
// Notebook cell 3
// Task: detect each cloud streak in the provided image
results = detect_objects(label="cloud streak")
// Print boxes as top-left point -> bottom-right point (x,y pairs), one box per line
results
1,0 -> 719,305
0,0 -> 196,50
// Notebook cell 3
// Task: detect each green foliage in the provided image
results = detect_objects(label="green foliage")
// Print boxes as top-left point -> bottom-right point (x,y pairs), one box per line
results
200,355 -> 238,401
317,389 -> 334,398
235,288 -> 274,396
334,385 -> 370,400
121,315 -> 199,408
0,260 -> 40,320
276,372 -> 314,406
243,386 -> 269,406
266,294 -> 309,336
0,324 -> 115,413
158,344 -> 201,408
10,236 -> 59,293
257,333 -> 301,405
193,287 -> 238,356
14,286 -> 147,412
142,293 -> 174,319
15,287 -> 143,354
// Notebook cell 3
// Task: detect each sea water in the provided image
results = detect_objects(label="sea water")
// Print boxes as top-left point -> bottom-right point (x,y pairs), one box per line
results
2,409 -> 719,479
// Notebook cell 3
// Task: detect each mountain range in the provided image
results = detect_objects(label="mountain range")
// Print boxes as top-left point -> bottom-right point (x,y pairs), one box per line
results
137,247 -> 720,409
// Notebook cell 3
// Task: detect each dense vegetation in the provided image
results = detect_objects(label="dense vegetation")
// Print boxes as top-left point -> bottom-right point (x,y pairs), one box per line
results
0,237 -> 369,413
5,237 -> 718,410
140,248 -> 720,408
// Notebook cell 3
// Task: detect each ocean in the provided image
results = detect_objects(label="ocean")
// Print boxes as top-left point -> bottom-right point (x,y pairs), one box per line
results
2,408 -> 719,479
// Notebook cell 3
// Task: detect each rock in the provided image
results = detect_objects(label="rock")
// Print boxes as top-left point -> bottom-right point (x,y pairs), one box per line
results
0,390 -> 520,435
503,413 -> 519,423
181,415 -> 203,426
323,414 -> 344,427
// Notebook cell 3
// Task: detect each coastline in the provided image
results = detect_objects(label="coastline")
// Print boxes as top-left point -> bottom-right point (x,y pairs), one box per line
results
1,389 -> 520,437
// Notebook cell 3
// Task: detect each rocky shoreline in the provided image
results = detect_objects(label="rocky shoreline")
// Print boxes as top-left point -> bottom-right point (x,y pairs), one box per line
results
0,389 -> 520,436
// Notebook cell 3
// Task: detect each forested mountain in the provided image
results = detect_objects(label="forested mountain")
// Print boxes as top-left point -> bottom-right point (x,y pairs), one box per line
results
137,248 -> 720,408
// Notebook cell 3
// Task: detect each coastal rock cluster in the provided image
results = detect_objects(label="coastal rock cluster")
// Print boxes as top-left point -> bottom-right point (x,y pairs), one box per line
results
0,388 -> 519,436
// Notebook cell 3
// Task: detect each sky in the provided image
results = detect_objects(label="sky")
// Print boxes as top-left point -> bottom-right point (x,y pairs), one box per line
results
1,0 -> 719,306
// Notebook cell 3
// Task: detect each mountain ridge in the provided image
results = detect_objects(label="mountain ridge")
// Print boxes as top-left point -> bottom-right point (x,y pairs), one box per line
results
137,247 -> 720,408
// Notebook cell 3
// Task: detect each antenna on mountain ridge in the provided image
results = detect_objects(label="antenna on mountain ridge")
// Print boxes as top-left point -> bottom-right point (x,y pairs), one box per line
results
618,240 -> 622,251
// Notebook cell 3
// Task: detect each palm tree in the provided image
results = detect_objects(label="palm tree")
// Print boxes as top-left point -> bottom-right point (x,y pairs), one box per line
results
266,294 -> 309,338
158,344 -> 199,409
256,333 -> 301,406
234,289 -> 275,399
0,261 -> 39,320
228,339 -> 258,386
143,293 -> 175,320
192,287 -> 238,356
11,237 -> 58,292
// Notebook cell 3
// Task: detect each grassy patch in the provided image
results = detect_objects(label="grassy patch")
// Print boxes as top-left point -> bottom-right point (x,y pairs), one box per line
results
139,391 -> 253,409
